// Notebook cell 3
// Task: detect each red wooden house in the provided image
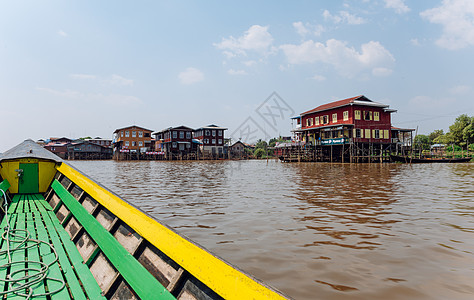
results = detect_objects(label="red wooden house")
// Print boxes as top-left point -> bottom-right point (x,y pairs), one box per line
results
153,126 -> 196,156
291,95 -> 406,162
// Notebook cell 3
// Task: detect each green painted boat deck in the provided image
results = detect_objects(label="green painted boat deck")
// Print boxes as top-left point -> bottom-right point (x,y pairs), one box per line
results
0,193 -> 105,299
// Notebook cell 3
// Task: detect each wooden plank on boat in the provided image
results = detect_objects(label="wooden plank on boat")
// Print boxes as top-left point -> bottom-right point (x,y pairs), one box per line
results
7,194 -> 20,215
51,179 -> 175,300
9,211 -> 26,300
26,210 -> 46,300
40,210 -> 104,300
0,213 -> 17,295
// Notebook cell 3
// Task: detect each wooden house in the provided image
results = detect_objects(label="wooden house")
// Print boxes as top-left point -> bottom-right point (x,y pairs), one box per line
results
193,125 -> 227,157
230,141 -> 251,158
152,126 -> 197,158
67,140 -> 113,160
86,137 -> 112,148
113,125 -> 153,153
290,95 -> 410,162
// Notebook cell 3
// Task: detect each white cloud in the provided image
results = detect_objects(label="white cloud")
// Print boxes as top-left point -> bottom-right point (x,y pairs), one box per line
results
280,39 -> 395,77
107,74 -> 134,86
227,69 -> 247,75
449,85 -> 471,95
214,25 -> 275,57
312,74 -> 326,81
421,0 -> 474,50
36,87 -> 141,105
372,67 -> 393,77
293,22 -> 309,37
323,10 -> 366,25
58,30 -> 68,37
178,67 -> 204,84
384,0 -> 410,14
410,38 -> 421,46
70,74 -> 134,86
243,60 -> 257,67
293,21 -> 324,37
70,74 -> 97,80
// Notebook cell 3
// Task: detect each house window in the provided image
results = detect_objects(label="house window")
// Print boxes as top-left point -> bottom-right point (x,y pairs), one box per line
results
125,141 -> 129,147
355,110 -> 361,120
332,113 -> 337,123
355,128 -> 362,138
374,112 -> 380,121
218,139 -> 222,144
212,130 -> 216,137
343,111 -> 349,121
365,129 -> 371,139
132,141 -> 136,147
322,115 -> 329,124
139,131 -> 143,137
205,130 -> 210,136
172,131 -> 177,138
218,130 -> 222,136
125,131 -> 129,137
315,116 -> 319,125
172,142 -> 177,148
139,141 -> 143,147
179,143 -> 185,150
364,111 -> 372,121
306,118 -> 313,127
120,131 -> 123,137
132,131 -> 136,137
186,132 -> 191,139
383,130 -> 389,139
212,139 -> 216,144
179,131 -> 184,139
373,129 -> 380,139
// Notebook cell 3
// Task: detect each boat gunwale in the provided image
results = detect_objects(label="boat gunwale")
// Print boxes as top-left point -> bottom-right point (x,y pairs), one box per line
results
56,161 -> 289,300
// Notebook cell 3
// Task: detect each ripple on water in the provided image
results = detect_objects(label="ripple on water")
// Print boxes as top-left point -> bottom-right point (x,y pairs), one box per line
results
69,160 -> 474,300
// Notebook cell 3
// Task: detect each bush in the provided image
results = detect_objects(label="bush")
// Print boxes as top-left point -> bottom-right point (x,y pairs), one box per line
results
254,148 -> 265,158
446,144 -> 462,152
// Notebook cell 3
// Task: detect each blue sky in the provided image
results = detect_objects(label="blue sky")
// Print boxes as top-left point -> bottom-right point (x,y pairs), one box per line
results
2,0 -> 474,151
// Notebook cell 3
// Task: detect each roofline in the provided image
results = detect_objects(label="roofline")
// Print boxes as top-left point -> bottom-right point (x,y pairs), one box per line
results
113,125 -> 154,134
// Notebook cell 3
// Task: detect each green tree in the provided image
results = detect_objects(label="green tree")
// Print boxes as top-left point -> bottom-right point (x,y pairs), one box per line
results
429,129 -> 444,142
255,139 -> 268,150
462,117 -> 474,144
449,114 -> 471,146
414,134 -> 431,150
254,148 -> 265,158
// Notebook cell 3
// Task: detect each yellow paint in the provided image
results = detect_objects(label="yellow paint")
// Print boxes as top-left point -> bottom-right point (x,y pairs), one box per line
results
0,161 -> 20,193
57,163 -> 287,300
0,159 -> 57,193
38,161 -> 57,192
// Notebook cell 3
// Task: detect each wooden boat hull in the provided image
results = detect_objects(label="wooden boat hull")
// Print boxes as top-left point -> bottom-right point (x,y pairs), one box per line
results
390,155 -> 472,163
0,140 -> 288,300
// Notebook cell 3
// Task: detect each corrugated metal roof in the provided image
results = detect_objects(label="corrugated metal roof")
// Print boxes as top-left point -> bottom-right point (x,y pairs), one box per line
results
0,139 -> 63,163
300,95 -> 391,116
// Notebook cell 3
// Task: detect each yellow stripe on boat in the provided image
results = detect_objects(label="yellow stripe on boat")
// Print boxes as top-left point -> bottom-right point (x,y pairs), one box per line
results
57,162 -> 286,300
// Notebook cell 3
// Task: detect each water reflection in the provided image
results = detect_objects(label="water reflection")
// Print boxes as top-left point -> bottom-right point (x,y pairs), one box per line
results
70,160 -> 474,300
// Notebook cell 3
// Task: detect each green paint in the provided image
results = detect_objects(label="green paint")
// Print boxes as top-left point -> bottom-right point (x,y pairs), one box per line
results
18,163 -> 39,194
0,179 -> 10,195
51,179 -> 176,300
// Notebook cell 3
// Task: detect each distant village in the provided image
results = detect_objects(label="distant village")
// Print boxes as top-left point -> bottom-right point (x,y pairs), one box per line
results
40,124 -> 265,160
38,95 -> 421,162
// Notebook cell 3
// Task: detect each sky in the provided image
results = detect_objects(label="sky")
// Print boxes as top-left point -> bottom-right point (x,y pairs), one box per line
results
2,0 -> 474,152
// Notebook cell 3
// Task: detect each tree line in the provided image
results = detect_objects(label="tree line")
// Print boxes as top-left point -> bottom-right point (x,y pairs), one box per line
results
414,114 -> 474,151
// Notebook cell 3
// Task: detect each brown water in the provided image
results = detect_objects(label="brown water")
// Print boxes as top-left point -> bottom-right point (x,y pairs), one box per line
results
69,160 -> 474,300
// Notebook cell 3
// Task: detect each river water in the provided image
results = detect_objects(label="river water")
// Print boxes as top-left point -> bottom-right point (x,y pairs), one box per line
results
68,160 -> 474,300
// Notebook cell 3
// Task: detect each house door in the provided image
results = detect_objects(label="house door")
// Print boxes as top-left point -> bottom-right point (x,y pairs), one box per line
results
18,163 -> 39,194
